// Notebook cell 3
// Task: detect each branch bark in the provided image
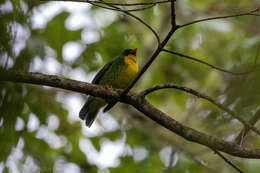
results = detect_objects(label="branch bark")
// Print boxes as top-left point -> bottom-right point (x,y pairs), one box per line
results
1,70 -> 260,159
140,83 -> 260,137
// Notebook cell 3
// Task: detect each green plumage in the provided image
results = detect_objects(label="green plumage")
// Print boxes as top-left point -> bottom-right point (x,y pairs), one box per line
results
79,49 -> 138,127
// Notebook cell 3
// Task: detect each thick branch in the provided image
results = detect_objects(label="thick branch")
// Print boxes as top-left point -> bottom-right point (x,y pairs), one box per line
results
0,70 -> 121,98
132,94 -> 260,159
1,70 -> 260,158
140,83 -> 260,136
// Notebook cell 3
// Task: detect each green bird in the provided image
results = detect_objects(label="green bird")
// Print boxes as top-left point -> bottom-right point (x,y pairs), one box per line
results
79,48 -> 139,127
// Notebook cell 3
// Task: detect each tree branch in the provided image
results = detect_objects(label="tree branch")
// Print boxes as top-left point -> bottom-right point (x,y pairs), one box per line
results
140,83 -> 260,137
170,0 -> 176,27
2,70 -> 260,158
99,0 -> 161,44
178,7 -> 260,29
162,49 -> 254,75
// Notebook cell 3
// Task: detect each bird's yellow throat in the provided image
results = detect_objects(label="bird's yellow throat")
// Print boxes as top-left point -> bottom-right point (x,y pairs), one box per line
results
124,54 -> 138,74
125,54 -> 136,63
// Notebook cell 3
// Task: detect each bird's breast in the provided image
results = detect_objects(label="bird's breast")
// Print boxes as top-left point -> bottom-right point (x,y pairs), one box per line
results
124,55 -> 138,76
112,56 -> 138,88
99,56 -> 138,89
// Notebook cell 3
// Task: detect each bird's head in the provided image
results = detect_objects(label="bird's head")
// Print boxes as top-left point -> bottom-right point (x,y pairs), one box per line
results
123,48 -> 138,64
123,48 -> 137,56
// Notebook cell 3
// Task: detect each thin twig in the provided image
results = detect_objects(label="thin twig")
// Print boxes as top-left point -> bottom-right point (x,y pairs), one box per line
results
140,83 -> 260,136
127,5 -> 155,12
42,0 -> 171,6
170,0 -> 176,27
213,149 -> 244,173
166,149 -> 176,169
91,0 -> 170,6
89,2 -> 155,12
162,49 -> 253,75
235,108 -> 260,145
178,7 -> 260,28
98,0 -> 161,45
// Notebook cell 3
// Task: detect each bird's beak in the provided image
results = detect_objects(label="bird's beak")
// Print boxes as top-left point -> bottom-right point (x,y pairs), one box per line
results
130,48 -> 137,55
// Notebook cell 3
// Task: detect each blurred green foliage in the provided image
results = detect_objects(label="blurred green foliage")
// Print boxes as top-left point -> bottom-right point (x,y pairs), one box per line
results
0,0 -> 260,172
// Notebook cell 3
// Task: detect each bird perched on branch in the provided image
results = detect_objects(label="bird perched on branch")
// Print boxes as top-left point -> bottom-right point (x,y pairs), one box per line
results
79,48 -> 139,127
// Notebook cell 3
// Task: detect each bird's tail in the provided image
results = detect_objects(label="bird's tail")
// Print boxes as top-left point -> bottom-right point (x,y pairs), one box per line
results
79,97 -> 105,127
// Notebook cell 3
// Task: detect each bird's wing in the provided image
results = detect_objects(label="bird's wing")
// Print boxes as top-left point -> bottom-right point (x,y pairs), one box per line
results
92,59 -> 115,84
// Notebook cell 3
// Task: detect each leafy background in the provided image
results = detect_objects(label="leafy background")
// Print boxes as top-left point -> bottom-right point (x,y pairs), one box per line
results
0,0 -> 260,172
